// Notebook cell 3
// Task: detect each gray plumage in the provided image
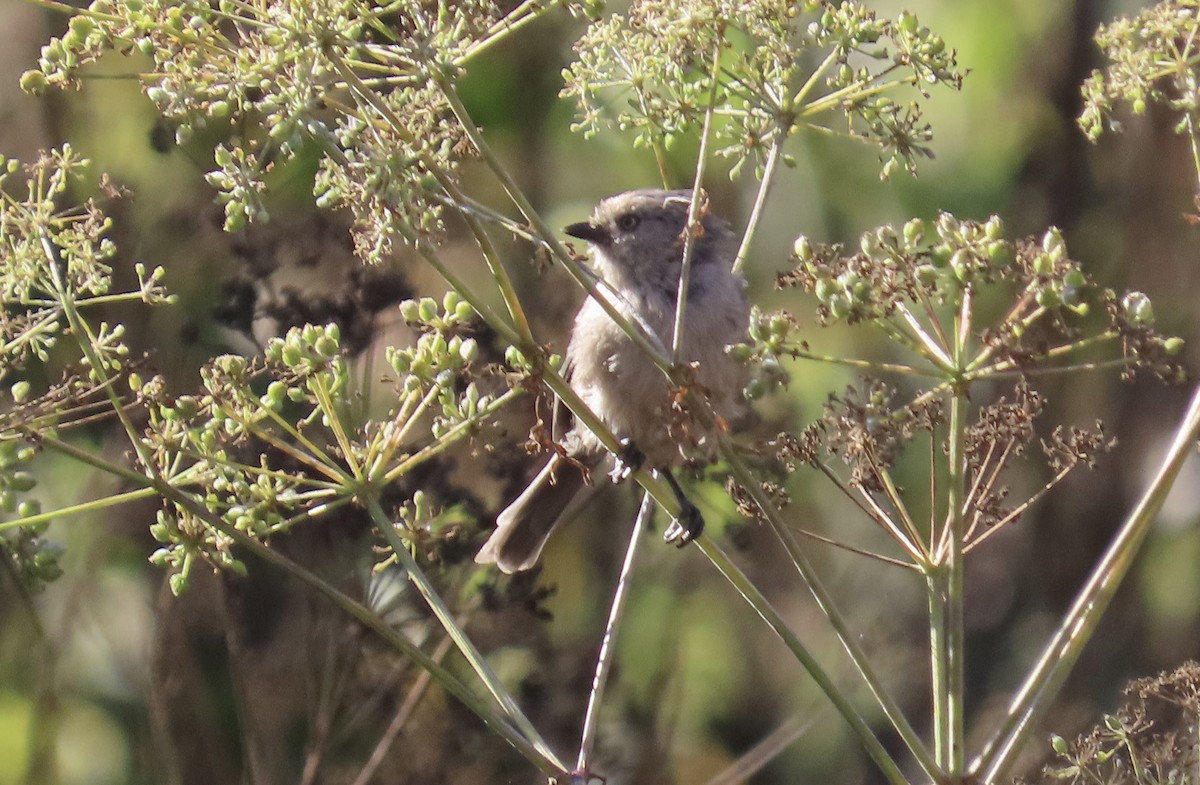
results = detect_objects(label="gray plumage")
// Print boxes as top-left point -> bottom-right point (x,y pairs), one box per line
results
475,189 -> 751,573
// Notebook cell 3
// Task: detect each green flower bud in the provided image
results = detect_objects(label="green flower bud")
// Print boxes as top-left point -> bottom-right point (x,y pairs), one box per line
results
19,70 -> 48,95
10,471 -> 37,492
1035,288 -> 1060,308
983,216 -> 1003,240
902,218 -> 924,246
1122,291 -> 1153,325
418,298 -> 437,322
793,235 -> 814,261
1163,336 -> 1184,355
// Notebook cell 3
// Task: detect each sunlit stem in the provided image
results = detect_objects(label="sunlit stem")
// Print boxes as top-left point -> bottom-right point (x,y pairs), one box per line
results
786,347 -> 936,377
702,715 -> 815,785
365,497 -> 568,772
437,79 -> 536,343
896,302 -> 954,370
733,132 -> 785,276
973,383 -> 1200,782
577,492 -> 654,773
697,538 -> 912,785
673,41 -> 724,362
0,486 -> 157,533
721,437 -> 940,780
859,486 -> 928,564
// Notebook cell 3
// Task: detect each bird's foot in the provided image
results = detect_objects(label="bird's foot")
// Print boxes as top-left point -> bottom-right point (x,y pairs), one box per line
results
663,501 -> 704,547
609,438 -> 645,483
660,468 -> 704,547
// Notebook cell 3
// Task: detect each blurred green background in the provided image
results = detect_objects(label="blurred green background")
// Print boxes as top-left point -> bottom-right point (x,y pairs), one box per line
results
1,1 -> 1198,783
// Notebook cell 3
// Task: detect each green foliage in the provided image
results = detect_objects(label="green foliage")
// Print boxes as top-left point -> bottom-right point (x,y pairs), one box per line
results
563,0 -> 963,179
1080,0 -> 1200,199
4,1 -> 1200,784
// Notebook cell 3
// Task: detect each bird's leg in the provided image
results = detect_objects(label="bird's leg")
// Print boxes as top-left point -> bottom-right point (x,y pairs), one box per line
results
609,437 -> 645,483
660,469 -> 704,547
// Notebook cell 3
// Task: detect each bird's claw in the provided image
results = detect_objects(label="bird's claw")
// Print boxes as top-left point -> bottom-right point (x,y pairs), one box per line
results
610,438 -> 645,483
663,502 -> 704,547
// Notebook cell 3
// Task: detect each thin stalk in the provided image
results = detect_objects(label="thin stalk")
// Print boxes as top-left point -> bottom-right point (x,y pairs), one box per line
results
927,566 -> 950,771
577,491 -> 654,773
327,49 -> 536,349
972,382 -> 1200,782
789,523 -> 919,570
459,0 -> 555,63
785,348 -> 936,378
936,291 -> 974,777
703,714 -> 816,785
418,61 -> 675,373
721,438 -> 940,780
0,486 -> 156,533
364,497 -> 567,772
732,132 -> 785,276
436,80 -> 535,342
672,41 -> 724,362
698,538 -> 909,785
896,302 -> 954,370
350,633 -> 455,785
32,437 -> 562,776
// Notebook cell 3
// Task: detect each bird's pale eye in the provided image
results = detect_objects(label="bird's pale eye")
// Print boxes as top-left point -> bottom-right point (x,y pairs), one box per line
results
616,213 -> 640,233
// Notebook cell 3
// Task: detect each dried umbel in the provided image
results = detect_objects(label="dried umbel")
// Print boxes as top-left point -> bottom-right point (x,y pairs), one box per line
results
1025,661 -> 1200,785
730,214 -> 1182,569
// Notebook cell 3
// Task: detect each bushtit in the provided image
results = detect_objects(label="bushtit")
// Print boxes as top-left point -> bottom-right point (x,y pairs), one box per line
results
475,189 -> 750,573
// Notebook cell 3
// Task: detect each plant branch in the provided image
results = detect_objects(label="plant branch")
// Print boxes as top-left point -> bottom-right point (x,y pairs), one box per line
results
971,382 -> 1200,782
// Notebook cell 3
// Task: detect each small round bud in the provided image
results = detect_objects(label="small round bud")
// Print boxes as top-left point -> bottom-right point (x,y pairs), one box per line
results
793,235 -> 814,262
11,381 -> 31,403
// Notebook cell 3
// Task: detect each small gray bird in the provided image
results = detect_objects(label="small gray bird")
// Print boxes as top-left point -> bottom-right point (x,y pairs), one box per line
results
475,189 -> 750,573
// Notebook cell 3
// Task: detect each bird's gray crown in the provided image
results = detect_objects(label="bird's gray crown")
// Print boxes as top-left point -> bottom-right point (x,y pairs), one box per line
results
565,189 -> 731,267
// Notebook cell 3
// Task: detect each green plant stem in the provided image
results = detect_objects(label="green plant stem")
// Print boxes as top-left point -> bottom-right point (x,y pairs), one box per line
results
363,497 -> 567,773
732,132 -> 784,276
460,0 -> 556,63
577,491 -> 654,774
927,566 -> 950,773
326,49 -> 535,348
703,715 -> 815,785
720,437 -> 939,780
0,485 -> 157,533
31,434 -> 562,775
428,70 -> 675,374
971,382 -> 1200,783
697,538 -> 910,785
672,41 -> 724,362
436,80 -> 535,343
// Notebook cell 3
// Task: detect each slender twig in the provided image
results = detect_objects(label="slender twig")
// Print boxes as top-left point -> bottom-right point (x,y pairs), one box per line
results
732,133 -> 785,276
0,486 -> 157,533
350,633 -> 455,785
788,524 -> 919,570
672,41 -> 725,363
577,491 -> 654,774
365,497 -> 567,772
971,382 -> 1200,782
720,437 -> 940,780
702,714 -> 817,785
698,539 -> 910,785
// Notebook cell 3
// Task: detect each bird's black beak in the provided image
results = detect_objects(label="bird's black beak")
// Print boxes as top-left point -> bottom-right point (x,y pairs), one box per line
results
564,221 -> 610,246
